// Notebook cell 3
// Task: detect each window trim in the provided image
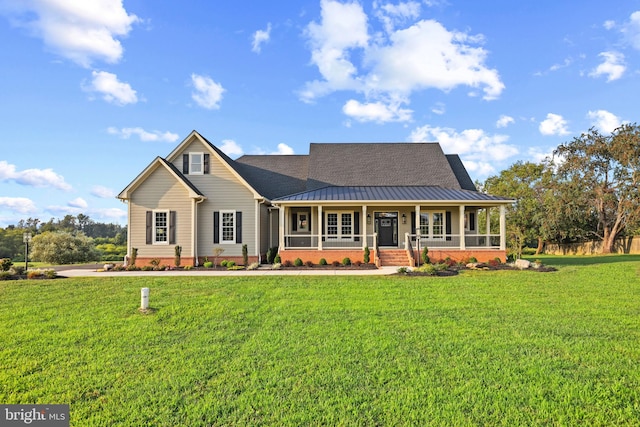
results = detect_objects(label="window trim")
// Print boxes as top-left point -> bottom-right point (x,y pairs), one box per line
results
189,152 -> 204,175
219,210 -> 236,244
325,211 -> 354,240
153,210 -> 170,245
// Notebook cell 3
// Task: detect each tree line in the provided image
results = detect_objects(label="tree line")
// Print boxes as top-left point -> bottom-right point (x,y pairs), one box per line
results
0,214 -> 126,263
482,124 -> 640,257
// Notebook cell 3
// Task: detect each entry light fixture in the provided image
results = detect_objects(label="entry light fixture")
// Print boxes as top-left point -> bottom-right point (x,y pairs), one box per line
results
402,213 -> 406,224
367,213 -> 371,224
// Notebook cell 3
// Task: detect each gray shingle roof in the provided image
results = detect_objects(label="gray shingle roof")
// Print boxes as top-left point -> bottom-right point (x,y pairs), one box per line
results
234,155 -> 309,199
446,154 -> 477,191
274,186 -> 510,202
306,143 -> 463,190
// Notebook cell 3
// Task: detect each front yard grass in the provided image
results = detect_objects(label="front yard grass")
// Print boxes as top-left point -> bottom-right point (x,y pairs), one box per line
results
1,258 -> 639,425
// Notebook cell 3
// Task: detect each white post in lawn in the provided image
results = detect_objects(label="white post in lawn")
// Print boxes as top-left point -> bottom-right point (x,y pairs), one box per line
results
141,288 -> 149,310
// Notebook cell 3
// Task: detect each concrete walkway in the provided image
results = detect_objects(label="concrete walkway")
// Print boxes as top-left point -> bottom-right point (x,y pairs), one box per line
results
57,266 -> 400,277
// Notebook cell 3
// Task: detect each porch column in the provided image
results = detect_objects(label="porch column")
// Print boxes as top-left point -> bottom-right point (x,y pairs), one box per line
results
279,206 -> 285,250
486,207 -> 492,248
362,205 -> 367,249
459,205 -> 466,250
499,205 -> 506,250
317,205 -> 323,250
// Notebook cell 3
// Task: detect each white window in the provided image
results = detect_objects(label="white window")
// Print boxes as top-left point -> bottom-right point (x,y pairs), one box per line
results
154,211 -> 169,244
189,153 -> 203,175
420,211 -> 445,239
220,210 -> 235,243
326,211 -> 353,240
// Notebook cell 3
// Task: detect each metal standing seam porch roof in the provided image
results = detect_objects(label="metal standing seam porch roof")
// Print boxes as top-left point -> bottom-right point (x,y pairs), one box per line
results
273,186 -> 512,203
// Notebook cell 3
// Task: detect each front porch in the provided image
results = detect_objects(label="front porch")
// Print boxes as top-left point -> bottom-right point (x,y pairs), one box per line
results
274,203 -> 508,266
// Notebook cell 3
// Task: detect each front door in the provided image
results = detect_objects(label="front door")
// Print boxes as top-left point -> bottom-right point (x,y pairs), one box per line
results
375,212 -> 398,246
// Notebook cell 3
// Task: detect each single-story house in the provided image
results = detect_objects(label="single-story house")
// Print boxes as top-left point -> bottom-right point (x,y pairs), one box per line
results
117,130 -> 512,267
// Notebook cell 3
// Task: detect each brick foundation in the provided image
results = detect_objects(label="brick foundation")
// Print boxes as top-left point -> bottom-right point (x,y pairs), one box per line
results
415,249 -> 507,263
278,249 -> 376,265
133,256 -> 259,268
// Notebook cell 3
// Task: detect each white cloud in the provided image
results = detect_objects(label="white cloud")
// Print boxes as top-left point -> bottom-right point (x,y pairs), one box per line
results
301,1 -> 504,122
622,11 -> 640,49
220,139 -> 244,157
0,0 -> 140,67
342,99 -> 413,123
68,197 -> 88,209
589,51 -> 626,82
91,185 -> 115,198
85,70 -> 138,105
539,113 -> 570,136
603,20 -> 616,30
107,126 -> 179,142
93,207 -> 127,221
527,146 -> 554,164
252,23 -> 272,53
191,73 -> 225,109
496,115 -> 514,128
0,197 -> 37,214
408,125 -> 518,176
431,102 -> 445,115
0,160 -> 72,191
587,110 -> 625,133
272,143 -> 294,155
375,1 -> 421,33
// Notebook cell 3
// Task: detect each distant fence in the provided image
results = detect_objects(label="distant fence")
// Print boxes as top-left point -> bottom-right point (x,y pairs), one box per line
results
544,236 -> 640,255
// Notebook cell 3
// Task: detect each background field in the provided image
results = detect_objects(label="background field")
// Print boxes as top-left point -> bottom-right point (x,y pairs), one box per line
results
1,256 -> 639,426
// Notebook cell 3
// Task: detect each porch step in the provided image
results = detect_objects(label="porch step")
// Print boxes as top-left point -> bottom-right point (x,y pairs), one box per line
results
378,250 -> 411,266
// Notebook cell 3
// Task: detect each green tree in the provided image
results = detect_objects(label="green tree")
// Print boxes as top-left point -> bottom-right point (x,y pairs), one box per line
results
553,124 -> 640,253
483,161 -> 548,258
31,231 -> 99,264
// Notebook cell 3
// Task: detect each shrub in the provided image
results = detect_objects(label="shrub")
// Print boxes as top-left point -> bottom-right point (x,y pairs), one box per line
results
174,245 -> 182,267
220,260 -> 228,267
468,256 -> 478,263
305,260 -> 314,267
1,258 -> 13,272
342,257 -> 351,266
184,265 -> 193,270
0,271 -> 13,280
332,260 -> 340,267
433,263 -> 449,272
247,262 -> 260,270
294,258 -> 303,267
126,265 -> 140,271
266,247 -> 278,264
363,247 -> 370,264
354,260 -> 362,266
130,248 -> 138,267
493,257 -> 503,264
10,266 -> 24,276
142,266 -> 154,271
283,260 -> 293,267
488,259 -> 500,267
26,269 -> 56,279
397,266 -> 409,274
31,231 -> 99,264
203,261 -> 214,269
421,246 -> 430,264
274,254 -> 281,264
319,258 -> 327,266
227,265 -> 244,270
416,264 -> 436,275
226,260 -> 236,267
45,269 -> 57,279
272,263 -> 282,270
242,244 -> 248,267
149,258 -> 161,268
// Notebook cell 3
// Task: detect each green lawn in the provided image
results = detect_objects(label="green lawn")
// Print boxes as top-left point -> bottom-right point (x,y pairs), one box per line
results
1,257 -> 639,426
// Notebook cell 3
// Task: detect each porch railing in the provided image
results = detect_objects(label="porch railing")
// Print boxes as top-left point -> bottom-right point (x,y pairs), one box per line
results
406,234 -> 501,249
283,234 -> 376,249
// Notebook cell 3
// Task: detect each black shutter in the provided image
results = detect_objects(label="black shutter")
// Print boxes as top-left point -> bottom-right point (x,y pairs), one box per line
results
446,211 -> 452,241
204,154 -> 210,174
146,211 -> 152,244
183,154 -> 189,174
292,213 -> 298,231
236,211 -> 242,243
469,212 -> 476,231
214,211 -> 219,243
411,212 -> 416,234
354,212 -> 360,242
321,213 -> 325,242
169,211 -> 176,244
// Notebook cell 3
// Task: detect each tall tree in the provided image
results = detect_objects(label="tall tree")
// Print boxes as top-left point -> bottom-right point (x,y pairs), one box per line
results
553,124 -> 640,253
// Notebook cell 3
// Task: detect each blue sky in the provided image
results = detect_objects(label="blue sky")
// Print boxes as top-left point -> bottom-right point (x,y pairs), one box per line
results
1,0 -> 640,227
